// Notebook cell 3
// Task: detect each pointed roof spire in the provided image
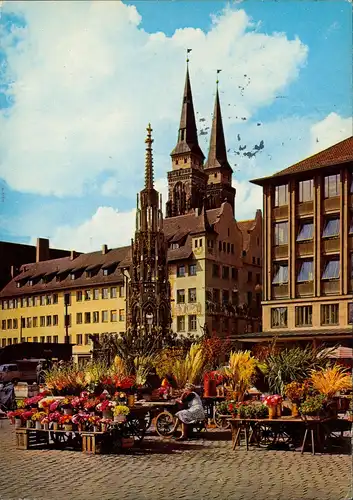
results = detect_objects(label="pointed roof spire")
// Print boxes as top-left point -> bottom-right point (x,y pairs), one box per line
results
171,53 -> 204,159
204,75 -> 232,172
145,123 -> 154,190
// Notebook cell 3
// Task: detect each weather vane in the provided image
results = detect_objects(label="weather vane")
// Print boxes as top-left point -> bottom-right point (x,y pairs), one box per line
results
216,69 -> 222,86
186,48 -> 192,63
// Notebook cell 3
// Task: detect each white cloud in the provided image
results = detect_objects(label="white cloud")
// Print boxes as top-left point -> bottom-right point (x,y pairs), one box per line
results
309,112 -> 352,155
0,1 -> 308,197
233,179 -> 262,221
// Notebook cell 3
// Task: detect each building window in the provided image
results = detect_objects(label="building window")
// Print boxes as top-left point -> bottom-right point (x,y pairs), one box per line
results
33,317 -> 37,328
188,315 -> 197,331
33,337 -> 38,343
248,272 -> 253,282
84,290 -> 91,301
102,288 -> 109,299
76,291 -> 83,302
324,174 -> 340,198
322,259 -> 340,280
76,313 -> 83,324
13,319 -> 18,329
40,316 -> 45,327
177,265 -> 186,278
64,293 -> 71,306
350,214 -> 353,234
256,273 -> 261,284
195,240 -> 198,248
297,260 -> 314,282
171,243 -> 179,250
189,264 -> 197,276
231,244 -> 234,254
223,242 -> 226,252
274,184 -> 288,207
46,316 -> 52,327
27,298 -> 32,308
348,303 -> 353,324
297,221 -> 314,241
274,221 -> 288,245
26,318 -> 31,328
21,317 -> 25,329
102,310 -> 108,322
33,297 -> 38,306
213,289 -> 220,304
222,290 -> 229,305
298,179 -> 313,203
321,304 -> 339,325
7,338 -> 12,345
247,291 -> 252,305
53,294 -> 58,304
231,291 -> 239,306
46,336 -> 52,343
111,287 -> 117,298
53,315 -> 58,326
188,288 -> 197,303
76,334 -> 82,345
231,268 -> 238,280
177,289 -> 185,304
7,319 -> 12,329
177,316 -> 185,332
271,307 -> 288,328
227,243 -> 230,253
46,295 -> 52,305
93,311 -> 99,323
39,336 -> 44,343
93,289 -> 99,300
84,334 -> 90,346
222,266 -> 229,280
103,269 -> 109,276
53,336 -> 58,344
252,257 -> 255,264
84,312 -> 91,324
322,218 -> 340,238
40,296 -> 45,306
119,286 -> 125,298
295,306 -> 312,327
70,273 -> 75,280
2,300 -> 8,310
219,241 -> 222,252
119,309 -> 125,322
212,264 -> 220,278
272,263 -> 288,284
111,310 -> 117,322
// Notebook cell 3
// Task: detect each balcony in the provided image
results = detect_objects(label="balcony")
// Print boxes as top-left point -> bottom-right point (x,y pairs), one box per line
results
321,280 -> 340,295
296,282 -> 314,298
273,245 -> 288,260
323,196 -> 340,213
322,238 -> 340,254
272,284 -> 289,299
297,201 -> 314,217
297,241 -> 314,257
273,205 -> 288,220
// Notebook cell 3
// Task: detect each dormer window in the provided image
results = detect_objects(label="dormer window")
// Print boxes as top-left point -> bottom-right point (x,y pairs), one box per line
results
16,282 -> 21,288
103,269 -> 109,276
171,243 -> 179,250
70,273 -> 76,280
29,280 -> 33,286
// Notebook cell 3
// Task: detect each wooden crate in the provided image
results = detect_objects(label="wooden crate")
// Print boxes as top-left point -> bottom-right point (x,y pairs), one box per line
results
16,429 -> 49,450
81,432 -> 103,454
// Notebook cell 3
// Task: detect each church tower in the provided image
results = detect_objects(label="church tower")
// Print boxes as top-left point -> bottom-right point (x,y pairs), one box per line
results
166,62 -> 207,218
127,124 -> 171,332
204,82 -> 235,213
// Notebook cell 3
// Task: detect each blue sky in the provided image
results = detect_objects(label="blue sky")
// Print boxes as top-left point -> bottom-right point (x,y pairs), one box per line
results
0,0 -> 351,252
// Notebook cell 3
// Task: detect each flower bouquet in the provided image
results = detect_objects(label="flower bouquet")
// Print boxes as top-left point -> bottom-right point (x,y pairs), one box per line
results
89,415 -> 101,432
48,411 -> 61,430
49,400 -> 61,412
263,395 -> 283,419
84,397 -> 100,414
22,410 -> 36,428
284,382 -> 308,416
72,413 -> 89,431
41,416 -> 49,430
7,409 -> 25,427
112,405 -> 130,423
100,417 -> 112,432
60,414 -> 73,431
96,399 -> 116,418
31,411 -> 47,429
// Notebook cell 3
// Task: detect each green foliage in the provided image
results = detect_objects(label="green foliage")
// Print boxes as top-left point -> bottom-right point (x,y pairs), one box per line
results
299,394 -> 326,416
237,401 -> 269,419
263,346 -> 333,396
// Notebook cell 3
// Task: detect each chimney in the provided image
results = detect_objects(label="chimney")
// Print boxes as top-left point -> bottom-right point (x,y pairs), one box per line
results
36,238 -> 50,263
102,244 -> 108,255
70,250 -> 78,261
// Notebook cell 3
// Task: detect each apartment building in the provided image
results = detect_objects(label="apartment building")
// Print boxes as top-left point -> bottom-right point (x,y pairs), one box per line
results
243,137 -> 353,347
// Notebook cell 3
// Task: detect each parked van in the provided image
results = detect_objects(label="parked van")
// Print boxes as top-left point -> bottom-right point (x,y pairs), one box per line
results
0,360 -> 41,384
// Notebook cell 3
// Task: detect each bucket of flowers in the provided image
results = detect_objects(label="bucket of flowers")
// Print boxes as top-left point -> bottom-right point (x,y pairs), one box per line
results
89,415 -> 101,433
96,398 -> 116,419
22,410 -> 36,428
284,382 -> 308,417
48,411 -> 62,430
60,414 -> 73,431
84,397 -> 100,415
299,394 -> 327,421
263,395 -> 282,419
113,405 -> 130,423
60,397 -> 73,415
41,416 -> 49,430
100,417 -> 112,432
7,409 -> 25,428
31,411 -> 47,430
72,413 -> 89,431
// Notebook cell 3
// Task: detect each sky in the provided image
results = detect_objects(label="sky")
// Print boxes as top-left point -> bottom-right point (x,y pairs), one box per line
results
0,0 -> 352,252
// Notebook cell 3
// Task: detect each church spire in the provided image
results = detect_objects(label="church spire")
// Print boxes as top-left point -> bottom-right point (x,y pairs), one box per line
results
144,123 -> 154,190
170,59 -> 204,159
204,83 -> 232,172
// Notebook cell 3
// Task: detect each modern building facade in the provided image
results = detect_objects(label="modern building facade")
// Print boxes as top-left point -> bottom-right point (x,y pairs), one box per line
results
245,137 -> 353,347
0,65 -> 263,363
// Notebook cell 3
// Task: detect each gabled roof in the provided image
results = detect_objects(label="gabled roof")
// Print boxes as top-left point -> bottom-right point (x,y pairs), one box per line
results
251,136 -> 353,185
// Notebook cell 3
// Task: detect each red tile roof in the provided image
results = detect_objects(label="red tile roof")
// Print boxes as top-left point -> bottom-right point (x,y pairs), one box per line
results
251,136 -> 353,185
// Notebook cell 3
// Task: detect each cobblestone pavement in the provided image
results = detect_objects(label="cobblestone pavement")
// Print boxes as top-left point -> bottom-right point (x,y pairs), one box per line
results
0,420 -> 351,500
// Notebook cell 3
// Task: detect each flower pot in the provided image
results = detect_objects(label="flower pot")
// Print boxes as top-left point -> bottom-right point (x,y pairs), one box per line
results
291,403 -> 299,417
93,425 -> 99,433
204,379 -> 217,398
102,410 -> 113,419
14,418 -> 22,429
127,395 -> 135,407
268,406 -> 277,419
276,404 -> 282,417
64,424 -> 73,431
43,423 -> 49,430
26,420 -> 33,429
35,421 -> 42,430
114,415 -> 126,423
63,408 -> 72,416
101,423 -> 108,432
52,422 -> 59,431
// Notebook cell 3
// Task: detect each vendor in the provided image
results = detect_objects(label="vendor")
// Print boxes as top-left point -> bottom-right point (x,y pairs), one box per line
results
175,383 -> 205,441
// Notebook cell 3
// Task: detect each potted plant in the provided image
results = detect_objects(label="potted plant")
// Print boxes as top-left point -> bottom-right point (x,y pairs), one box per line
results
299,394 -> 326,420
31,411 -> 46,430
222,351 -> 258,402
100,418 -> 112,432
96,399 -> 115,419
41,416 -> 49,430
60,414 -> 73,431
48,411 -> 61,431
263,395 -> 282,419
284,381 -> 307,417
310,365 -> 352,416
113,405 -> 130,423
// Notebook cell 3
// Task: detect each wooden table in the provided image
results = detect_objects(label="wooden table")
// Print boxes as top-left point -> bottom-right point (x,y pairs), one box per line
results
224,416 -> 334,455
